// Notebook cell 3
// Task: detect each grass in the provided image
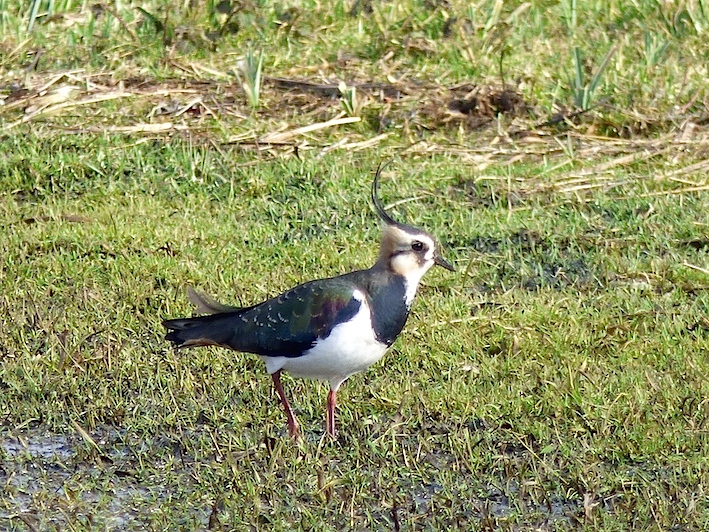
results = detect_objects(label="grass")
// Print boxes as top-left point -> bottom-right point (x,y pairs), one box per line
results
1,0 -> 709,530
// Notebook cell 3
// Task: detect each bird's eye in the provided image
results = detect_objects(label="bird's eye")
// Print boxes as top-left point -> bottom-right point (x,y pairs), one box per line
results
411,241 -> 424,252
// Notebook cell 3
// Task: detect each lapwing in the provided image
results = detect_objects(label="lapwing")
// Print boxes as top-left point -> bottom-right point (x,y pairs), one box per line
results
163,166 -> 454,439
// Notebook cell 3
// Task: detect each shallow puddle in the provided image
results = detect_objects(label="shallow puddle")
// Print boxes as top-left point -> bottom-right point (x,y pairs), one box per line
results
0,427 -> 210,531
1,426 -> 582,530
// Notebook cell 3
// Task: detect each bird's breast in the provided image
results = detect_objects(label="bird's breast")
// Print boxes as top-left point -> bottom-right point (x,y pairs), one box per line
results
263,294 -> 388,389
368,275 -> 410,346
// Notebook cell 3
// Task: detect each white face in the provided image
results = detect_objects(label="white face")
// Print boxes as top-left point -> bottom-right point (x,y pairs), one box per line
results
388,228 -> 437,279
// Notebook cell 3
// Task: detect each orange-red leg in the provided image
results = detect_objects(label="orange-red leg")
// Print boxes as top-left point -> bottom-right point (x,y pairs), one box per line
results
326,389 -> 337,439
271,370 -> 300,439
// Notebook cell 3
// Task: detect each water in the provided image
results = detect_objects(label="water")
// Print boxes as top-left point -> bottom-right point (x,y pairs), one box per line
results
0,427 -> 210,531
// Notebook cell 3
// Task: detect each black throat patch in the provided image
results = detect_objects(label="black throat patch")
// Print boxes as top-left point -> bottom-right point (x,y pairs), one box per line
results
366,274 -> 410,346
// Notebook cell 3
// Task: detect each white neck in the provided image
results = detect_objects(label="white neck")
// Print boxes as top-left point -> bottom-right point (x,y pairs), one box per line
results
403,270 -> 426,308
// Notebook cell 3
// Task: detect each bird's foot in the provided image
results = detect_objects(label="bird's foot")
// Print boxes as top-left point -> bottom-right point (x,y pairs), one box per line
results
288,419 -> 302,441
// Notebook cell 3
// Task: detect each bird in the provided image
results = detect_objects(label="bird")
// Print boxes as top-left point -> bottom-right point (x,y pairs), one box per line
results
162,166 -> 455,439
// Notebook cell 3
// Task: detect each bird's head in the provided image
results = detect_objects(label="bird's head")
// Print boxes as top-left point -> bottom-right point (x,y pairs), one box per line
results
372,164 -> 455,281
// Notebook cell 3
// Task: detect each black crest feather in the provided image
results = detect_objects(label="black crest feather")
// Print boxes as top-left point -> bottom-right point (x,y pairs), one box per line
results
371,161 -> 400,227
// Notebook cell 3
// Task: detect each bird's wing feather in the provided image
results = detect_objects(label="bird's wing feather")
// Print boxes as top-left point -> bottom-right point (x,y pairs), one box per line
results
187,286 -> 241,314
232,277 -> 362,358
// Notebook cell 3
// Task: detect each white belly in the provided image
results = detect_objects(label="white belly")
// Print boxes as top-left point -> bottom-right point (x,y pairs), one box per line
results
261,295 -> 388,390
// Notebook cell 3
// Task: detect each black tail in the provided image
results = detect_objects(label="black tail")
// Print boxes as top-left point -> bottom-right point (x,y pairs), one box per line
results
163,312 -> 240,348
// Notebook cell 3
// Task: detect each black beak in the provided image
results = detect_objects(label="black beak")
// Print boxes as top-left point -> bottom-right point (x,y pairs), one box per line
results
434,254 -> 455,272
